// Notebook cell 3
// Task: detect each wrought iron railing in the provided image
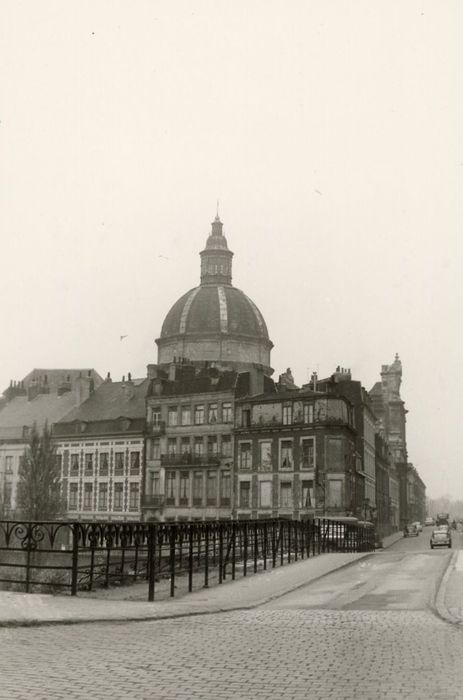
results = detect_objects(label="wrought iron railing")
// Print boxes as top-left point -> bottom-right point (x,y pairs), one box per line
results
0,518 -> 375,601
160,453 -> 222,466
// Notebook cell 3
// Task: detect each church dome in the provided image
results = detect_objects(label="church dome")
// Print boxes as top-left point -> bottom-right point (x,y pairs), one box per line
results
156,213 -> 273,373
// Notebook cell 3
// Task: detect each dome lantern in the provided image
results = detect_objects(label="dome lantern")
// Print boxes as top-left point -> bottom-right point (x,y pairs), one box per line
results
200,214 -> 234,285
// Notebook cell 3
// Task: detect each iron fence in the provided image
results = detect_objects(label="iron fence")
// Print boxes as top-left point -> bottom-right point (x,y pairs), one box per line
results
0,518 -> 375,601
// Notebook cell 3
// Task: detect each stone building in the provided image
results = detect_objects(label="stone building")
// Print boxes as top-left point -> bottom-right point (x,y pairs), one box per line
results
233,376 -> 357,520
52,376 -> 147,521
0,369 -> 102,517
370,355 -> 425,528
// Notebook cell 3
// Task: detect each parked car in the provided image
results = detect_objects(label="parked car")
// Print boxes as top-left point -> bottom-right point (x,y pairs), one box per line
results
412,521 -> 423,532
404,524 -> 419,537
425,517 -> 435,526
430,527 -> 451,549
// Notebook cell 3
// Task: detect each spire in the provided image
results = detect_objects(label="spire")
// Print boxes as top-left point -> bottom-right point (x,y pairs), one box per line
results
199,210 -> 234,285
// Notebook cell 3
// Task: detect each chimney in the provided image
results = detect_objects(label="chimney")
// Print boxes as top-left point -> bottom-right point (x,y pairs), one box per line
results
75,374 -> 91,406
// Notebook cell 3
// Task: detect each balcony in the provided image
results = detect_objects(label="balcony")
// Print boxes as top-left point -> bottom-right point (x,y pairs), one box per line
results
148,421 -> 166,436
161,452 -> 221,467
141,495 -> 165,509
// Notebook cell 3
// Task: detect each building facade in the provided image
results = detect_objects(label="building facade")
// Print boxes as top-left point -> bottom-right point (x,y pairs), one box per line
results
233,382 -> 357,520
52,377 -> 147,521
0,369 -> 102,517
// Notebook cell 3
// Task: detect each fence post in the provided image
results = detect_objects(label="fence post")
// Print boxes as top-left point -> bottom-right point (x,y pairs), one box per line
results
204,523 -> 209,589
231,521 -> 236,580
147,522 -> 156,602
243,522 -> 248,577
169,524 -> 177,597
272,521 -> 277,568
218,523 -> 224,584
188,523 -> 194,592
71,522 -> 79,596
253,521 -> 258,573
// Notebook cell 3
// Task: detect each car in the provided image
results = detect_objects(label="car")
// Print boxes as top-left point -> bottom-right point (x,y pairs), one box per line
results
425,517 -> 435,526
404,524 -> 419,537
430,527 -> 452,549
412,521 -> 423,532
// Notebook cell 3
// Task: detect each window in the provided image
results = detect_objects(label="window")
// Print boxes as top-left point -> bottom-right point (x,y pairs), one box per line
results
3,481 -> 12,506
167,438 -> 177,455
55,454 -> 62,473
98,483 -> 108,510
300,437 -> 315,470
129,483 -> 140,510
327,438 -> 344,470
303,404 -> 314,424
208,404 -> 218,423
70,454 -> 79,475
113,482 -> 124,510
240,481 -> 251,508
220,472 -> 231,506
206,470 -> 217,505
130,452 -> 140,474
85,454 -> 93,474
99,452 -> 109,476
181,406 -> 191,425
194,405 -> 205,425
152,475 -> 160,496
241,409 -> 251,427
280,440 -> 293,470
114,452 -> 124,475
194,437 -> 204,456
280,482 -> 292,508
283,405 -> 292,425
301,480 -> 314,508
259,441 -> 272,471
168,406 -> 178,426
69,483 -> 78,509
193,471 -> 203,505
5,456 -> 13,474
181,437 -> 191,456
239,442 -> 252,470
166,472 -> 176,505
259,481 -> 272,508
327,480 -> 343,508
221,435 -> 232,457
207,436 -> 218,456
179,473 -> 189,505
222,402 -> 232,423
152,439 -> 160,460
83,483 -> 93,510
151,407 -> 161,425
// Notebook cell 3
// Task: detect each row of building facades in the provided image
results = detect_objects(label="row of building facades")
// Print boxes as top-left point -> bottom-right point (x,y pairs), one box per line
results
0,214 -> 426,536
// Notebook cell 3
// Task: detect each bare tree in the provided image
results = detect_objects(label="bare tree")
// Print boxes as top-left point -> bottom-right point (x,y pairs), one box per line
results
16,422 -> 63,520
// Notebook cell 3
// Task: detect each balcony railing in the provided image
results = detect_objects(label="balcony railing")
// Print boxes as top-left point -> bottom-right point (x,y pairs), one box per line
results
141,495 -> 165,509
148,421 -> 166,436
161,453 -> 222,467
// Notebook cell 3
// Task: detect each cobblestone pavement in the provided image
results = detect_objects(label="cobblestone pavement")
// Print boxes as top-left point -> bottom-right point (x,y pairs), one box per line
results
1,607 -> 463,700
1,537 -> 462,700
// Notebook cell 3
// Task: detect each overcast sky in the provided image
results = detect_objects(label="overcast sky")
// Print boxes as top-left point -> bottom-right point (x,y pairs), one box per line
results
1,1 -> 462,499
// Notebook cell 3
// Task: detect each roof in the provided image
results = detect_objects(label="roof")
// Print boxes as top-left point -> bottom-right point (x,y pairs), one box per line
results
159,285 -> 271,342
0,390 -> 83,436
57,379 -> 148,424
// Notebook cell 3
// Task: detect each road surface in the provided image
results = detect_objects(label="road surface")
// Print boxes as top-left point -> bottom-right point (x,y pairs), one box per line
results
1,528 -> 462,700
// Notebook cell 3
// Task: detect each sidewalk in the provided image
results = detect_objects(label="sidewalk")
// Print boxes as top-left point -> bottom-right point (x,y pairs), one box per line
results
436,549 -> 463,625
0,552 -> 371,628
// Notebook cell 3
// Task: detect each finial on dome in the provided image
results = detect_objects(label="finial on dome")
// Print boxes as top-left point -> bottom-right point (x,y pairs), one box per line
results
395,353 -> 400,361
215,199 -> 220,221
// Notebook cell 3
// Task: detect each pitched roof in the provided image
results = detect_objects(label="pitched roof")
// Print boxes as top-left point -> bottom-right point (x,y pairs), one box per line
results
0,390 -> 82,435
58,379 -> 148,423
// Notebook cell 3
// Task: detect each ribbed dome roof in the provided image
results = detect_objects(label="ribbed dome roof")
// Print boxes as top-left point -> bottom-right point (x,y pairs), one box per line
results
160,285 -> 270,340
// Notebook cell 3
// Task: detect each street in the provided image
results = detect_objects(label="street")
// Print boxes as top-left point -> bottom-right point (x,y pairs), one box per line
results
1,529 -> 462,700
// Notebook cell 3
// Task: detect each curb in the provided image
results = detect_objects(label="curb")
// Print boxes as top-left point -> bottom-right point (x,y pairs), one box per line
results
432,550 -> 462,626
0,552 -> 373,629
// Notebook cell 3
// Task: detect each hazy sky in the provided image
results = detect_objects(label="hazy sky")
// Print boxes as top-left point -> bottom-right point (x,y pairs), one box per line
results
1,1 -> 462,499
